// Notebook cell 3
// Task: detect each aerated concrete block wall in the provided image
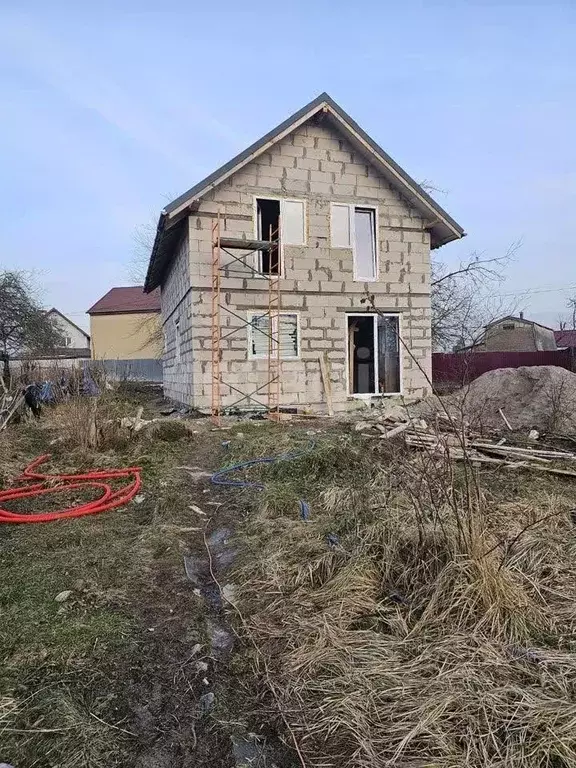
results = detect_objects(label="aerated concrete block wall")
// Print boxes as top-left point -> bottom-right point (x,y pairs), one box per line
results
162,119 -> 432,410
161,233 -> 196,404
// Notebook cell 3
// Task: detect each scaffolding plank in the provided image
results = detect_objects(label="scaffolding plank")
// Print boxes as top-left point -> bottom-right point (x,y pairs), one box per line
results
217,237 -> 273,251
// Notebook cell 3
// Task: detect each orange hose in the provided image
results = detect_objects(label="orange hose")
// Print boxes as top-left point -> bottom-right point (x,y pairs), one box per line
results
0,454 -> 142,524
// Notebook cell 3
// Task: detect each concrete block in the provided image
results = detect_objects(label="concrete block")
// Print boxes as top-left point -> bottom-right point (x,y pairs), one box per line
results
280,145 -> 305,157
316,137 -> 341,150
355,186 -> 380,199
328,149 -> 353,163
302,147 -> 330,161
285,179 -> 308,194
284,166 -> 309,181
331,184 -> 356,196
296,157 -> 321,171
320,160 -> 344,174
254,153 -> 272,167
345,163 -> 370,177
255,174 -> 283,190
309,170 -> 330,183
309,182 -> 332,195
293,134 -> 316,148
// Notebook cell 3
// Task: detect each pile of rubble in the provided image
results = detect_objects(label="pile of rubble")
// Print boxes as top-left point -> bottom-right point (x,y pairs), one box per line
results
353,410 -> 576,479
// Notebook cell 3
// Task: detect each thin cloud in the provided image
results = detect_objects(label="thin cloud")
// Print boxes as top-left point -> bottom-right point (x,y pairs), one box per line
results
0,13 -> 245,168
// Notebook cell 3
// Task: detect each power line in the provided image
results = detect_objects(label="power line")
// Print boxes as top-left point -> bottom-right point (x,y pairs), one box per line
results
492,284 -> 576,299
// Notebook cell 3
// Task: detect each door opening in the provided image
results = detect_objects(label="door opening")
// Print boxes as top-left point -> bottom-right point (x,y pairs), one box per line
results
256,198 -> 280,275
347,314 -> 401,395
348,316 -> 375,394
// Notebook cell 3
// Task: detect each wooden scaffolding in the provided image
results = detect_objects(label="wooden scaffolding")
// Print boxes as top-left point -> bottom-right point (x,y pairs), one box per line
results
211,213 -> 281,425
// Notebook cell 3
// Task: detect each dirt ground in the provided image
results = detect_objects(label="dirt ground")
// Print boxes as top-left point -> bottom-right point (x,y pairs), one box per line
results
0,387 -> 302,768
3,385 -> 576,768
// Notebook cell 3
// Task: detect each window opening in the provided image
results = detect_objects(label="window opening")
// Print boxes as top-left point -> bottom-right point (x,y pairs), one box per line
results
256,198 -> 280,275
249,312 -> 299,359
353,207 -> 377,281
347,314 -> 400,395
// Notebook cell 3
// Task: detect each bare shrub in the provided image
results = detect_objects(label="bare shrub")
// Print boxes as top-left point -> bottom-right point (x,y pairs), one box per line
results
51,396 -> 128,453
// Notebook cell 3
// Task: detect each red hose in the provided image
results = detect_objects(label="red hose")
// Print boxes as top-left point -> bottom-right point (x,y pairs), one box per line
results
0,454 -> 142,524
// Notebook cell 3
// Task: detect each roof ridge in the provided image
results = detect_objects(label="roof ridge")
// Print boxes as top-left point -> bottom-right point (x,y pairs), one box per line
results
144,92 -> 465,291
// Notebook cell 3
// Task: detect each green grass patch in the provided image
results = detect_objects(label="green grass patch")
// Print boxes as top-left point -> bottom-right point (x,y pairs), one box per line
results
0,403 -> 213,767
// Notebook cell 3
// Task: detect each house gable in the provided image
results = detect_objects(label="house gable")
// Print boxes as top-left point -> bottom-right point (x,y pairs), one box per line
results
45,308 -> 90,349
145,93 -> 465,291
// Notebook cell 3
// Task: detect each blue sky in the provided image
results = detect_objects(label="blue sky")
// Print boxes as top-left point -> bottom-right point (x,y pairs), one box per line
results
1,1 -> 574,331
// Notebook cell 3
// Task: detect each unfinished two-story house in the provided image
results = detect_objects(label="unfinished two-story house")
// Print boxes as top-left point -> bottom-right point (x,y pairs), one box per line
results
144,93 -> 464,414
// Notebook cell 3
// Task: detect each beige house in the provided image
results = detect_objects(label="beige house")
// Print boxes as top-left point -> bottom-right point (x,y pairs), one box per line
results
87,287 -> 161,360
144,93 -> 464,413
466,314 -> 557,353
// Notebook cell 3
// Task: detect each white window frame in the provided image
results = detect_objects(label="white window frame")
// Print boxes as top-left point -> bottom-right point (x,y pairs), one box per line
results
253,196 -> 307,277
247,311 -> 301,360
345,312 -> 402,398
352,206 -> 379,282
330,203 -> 379,282
174,316 -> 181,364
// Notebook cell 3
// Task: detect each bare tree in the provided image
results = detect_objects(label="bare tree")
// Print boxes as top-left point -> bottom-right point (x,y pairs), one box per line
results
431,243 -> 520,351
417,180 -> 520,351
567,297 -> 576,330
128,221 -> 164,358
0,270 -> 64,383
129,219 -> 158,286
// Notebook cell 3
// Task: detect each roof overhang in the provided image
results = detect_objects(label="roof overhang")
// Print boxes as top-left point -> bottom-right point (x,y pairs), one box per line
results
145,93 -> 465,292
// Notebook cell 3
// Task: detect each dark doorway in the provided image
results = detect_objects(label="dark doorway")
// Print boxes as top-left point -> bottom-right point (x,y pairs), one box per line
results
256,198 -> 280,275
348,316 -> 375,394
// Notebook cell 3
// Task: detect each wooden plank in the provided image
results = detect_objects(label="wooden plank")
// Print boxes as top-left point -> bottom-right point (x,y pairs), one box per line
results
499,408 -> 513,431
319,352 -> 334,417
379,423 -> 410,440
218,237 -> 273,251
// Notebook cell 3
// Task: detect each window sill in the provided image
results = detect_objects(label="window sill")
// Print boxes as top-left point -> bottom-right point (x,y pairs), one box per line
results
248,357 -> 301,362
348,392 -> 402,399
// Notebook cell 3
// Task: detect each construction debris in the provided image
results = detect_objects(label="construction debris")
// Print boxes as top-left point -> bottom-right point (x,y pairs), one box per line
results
0,392 -> 24,431
354,407 -> 576,477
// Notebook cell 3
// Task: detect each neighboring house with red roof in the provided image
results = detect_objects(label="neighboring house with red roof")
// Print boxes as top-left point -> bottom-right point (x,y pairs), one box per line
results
87,287 -> 161,360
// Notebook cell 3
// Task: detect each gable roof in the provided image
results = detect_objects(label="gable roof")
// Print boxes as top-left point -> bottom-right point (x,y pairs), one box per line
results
46,308 -> 90,341
145,92 -> 465,291
484,315 -> 554,332
87,287 -> 161,315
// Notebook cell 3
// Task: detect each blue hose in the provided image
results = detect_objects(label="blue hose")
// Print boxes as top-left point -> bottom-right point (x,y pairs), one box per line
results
211,442 -> 314,519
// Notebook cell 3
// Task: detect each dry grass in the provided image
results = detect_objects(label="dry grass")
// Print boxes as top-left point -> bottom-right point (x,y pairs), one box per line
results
230,427 -> 576,768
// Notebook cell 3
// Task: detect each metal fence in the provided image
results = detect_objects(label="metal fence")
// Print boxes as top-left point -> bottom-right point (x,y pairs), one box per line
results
88,359 -> 163,383
432,349 -> 576,391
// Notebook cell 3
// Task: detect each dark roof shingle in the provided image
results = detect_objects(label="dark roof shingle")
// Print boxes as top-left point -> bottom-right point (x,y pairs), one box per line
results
87,287 -> 161,315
